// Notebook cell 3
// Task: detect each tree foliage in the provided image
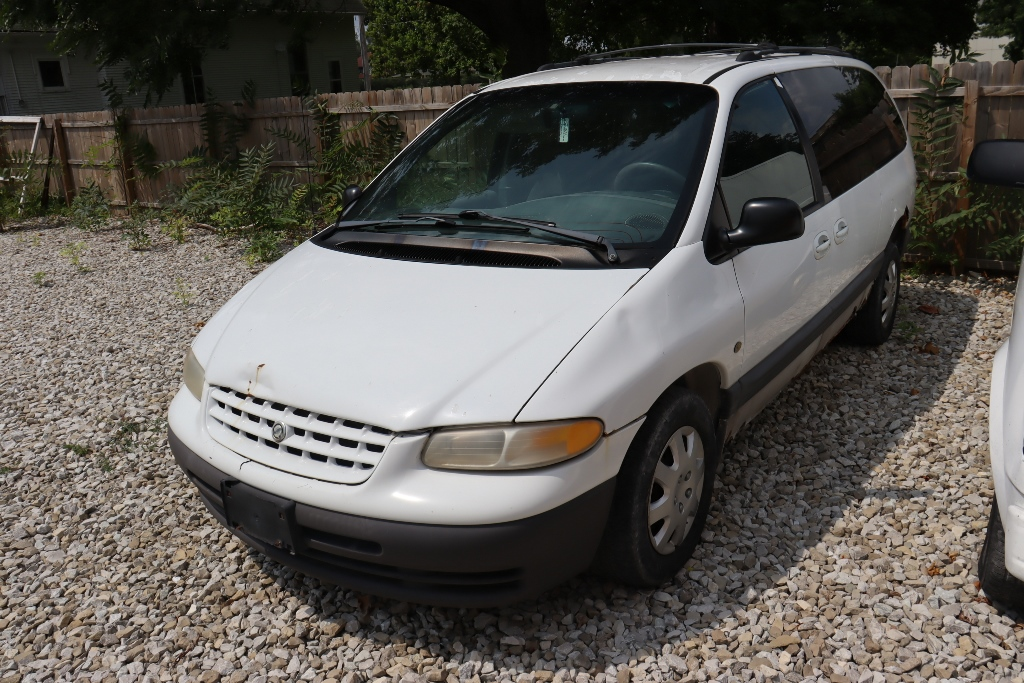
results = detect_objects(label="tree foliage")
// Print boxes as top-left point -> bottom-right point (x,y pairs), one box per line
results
363,0 -> 503,83
977,0 -> 1024,61
371,0 -> 978,76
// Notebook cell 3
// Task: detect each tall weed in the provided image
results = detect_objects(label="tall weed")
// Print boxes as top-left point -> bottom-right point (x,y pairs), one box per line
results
268,97 -> 404,221
69,183 -> 111,231
169,99 -> 405,263
168,143 -> 302,263
907,63 -> 986,273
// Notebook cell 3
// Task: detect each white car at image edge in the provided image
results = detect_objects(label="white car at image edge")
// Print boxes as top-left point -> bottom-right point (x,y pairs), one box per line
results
168,43 -> 916,606
969,140 -> 1024,615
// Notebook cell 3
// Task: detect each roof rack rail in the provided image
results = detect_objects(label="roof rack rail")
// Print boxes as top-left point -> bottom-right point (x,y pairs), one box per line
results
536,42 -> 853,71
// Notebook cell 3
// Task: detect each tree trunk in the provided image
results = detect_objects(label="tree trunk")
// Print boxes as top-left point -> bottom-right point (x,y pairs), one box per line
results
430,0 -> 552,77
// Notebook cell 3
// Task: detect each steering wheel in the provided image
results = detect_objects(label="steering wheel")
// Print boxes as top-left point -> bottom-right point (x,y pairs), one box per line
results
613,162 -> 686,192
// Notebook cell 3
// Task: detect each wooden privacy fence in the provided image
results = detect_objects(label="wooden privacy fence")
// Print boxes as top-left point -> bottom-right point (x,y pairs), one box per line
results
0,84 -> 481,208
5,61 -> 1024,266
878,61 -> 1024,176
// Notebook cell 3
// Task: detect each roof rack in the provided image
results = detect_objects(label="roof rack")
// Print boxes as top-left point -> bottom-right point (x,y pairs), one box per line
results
536,42 -> 853,71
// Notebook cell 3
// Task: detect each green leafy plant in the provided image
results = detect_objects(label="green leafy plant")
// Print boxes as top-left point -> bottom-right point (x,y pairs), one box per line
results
160,215 -> 189,244
976,181 -> 1024,260
165,91 -> 406,263
69,182 -> 111,231
907,63 -> 986,273
59,241 -> 89,272
31,271 -> 48,287
120,206 -> 153,250
172,277 -> 193,306
168,142 -> 302,263
98,80 -> 158,208
269,97 -> 405,222
62,443 -> 92,457
0,130 -> 50,227
110,420 -> 141,451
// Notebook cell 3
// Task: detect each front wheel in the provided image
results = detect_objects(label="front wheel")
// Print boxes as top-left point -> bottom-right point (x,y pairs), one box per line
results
843,241 -> 900,346
978,499 -> 1024,612
592,388 -> 718,586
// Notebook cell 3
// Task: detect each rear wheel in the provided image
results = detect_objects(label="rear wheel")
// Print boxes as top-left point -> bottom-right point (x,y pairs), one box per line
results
978,499 -> 1024,612
592,388 -> 718,586
844,241 -> 900,345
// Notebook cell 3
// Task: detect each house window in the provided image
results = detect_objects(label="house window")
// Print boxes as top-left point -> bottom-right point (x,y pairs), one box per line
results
182,63 -> 206,105
328,60 -> 343,93
38,60 -> 66,89
288,43 -> 310,97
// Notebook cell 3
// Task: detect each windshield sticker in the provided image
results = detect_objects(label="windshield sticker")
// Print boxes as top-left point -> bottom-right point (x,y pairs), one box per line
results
559,118 -> 569,143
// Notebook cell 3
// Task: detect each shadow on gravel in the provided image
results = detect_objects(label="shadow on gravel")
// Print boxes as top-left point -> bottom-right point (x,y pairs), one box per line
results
244,281 -> 987,674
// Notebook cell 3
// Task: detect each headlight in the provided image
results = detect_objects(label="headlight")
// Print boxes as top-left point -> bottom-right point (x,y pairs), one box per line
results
183,348 -> 205,401
422,419 -> 603,471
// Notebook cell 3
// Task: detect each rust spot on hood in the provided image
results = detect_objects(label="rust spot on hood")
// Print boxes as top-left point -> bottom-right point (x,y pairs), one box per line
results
247,363 -> 266,396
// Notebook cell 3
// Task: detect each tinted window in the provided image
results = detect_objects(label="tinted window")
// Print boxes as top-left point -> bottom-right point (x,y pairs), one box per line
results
778,67 -> 907,199
720,80 -> 814,225
347,83 -> 718,246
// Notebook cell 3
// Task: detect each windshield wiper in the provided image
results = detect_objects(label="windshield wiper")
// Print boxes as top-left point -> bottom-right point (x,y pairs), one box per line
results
342,211 -> 620,263
337,215 -> 459,231
454,210 -> 619,263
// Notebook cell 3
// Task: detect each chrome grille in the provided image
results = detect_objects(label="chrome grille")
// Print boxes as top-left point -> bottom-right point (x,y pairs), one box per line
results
206,386 -> 392,485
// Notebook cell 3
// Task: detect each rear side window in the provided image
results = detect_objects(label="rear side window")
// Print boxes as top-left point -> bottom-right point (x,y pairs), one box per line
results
777,67 -> 907,200
720,80 -> 815,225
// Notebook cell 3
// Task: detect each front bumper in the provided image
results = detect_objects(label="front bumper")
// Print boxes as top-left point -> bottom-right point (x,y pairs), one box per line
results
169,428 -> 616,607
988,343 -> 1024,583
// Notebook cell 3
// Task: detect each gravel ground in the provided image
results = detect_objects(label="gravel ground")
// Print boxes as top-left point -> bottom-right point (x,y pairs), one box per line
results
1,222 -> 1023,683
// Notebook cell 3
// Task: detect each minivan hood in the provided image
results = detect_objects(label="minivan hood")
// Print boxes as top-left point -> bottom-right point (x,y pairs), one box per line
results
203,242 -> 645,431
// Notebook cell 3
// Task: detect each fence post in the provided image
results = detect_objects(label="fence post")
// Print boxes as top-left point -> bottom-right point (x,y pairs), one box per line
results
53,118 -> 75,206
953,79 -> 980,269
959,79 -> 980,181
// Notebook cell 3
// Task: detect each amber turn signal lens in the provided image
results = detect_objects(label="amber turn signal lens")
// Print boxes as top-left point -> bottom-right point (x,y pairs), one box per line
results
422,419 -> 604,470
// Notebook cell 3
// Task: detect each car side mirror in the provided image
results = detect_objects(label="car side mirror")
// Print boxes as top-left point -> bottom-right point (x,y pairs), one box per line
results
724,197 -> 804,249
342,184 -> 363,207
967,140 -> 1024,188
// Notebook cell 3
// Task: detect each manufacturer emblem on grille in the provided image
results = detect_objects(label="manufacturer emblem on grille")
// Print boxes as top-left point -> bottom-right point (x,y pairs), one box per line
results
271,422 -> 286,443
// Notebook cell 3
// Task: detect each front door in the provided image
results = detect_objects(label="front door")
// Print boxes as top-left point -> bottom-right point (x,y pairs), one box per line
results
721,78 -> 830,370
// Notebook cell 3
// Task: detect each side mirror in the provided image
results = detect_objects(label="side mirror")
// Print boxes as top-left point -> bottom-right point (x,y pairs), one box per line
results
342,184 -> 363,207
967,140 -> 1024,188
725,197 -> 804,249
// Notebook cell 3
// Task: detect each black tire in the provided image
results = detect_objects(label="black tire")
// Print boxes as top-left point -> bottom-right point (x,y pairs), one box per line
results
844,241 -> 900,346
978,499 -> 1024,613
592,387 -> 719,586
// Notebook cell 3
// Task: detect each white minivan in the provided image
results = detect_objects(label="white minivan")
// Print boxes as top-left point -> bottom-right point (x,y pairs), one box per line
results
967,140 -> 1024,614
168,44 -> 915,607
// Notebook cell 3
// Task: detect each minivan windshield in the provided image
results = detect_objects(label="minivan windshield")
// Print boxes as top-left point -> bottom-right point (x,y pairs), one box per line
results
344,83 -> 718,248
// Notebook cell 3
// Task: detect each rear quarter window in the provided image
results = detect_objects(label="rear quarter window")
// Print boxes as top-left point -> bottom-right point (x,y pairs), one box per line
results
777,66 -> 907,200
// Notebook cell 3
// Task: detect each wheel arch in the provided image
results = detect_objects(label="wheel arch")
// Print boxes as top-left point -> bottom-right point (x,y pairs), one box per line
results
663,362 -> 725,426
889,208 -> 910,254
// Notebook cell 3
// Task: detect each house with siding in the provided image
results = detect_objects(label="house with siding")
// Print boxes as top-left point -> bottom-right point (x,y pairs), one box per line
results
0,2 -> 365,116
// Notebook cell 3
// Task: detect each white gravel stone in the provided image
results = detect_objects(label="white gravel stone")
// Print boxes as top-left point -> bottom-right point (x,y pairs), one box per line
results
1,221 -> 1023,683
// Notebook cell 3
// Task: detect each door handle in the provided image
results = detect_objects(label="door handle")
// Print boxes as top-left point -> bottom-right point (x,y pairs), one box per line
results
814,232 -> 831,259
834,219 -> 849,244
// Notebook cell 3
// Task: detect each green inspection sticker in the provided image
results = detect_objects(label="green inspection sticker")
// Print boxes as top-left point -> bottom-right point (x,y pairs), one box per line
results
559,117 -> 569,143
